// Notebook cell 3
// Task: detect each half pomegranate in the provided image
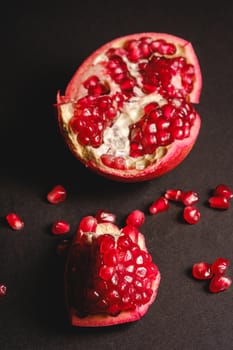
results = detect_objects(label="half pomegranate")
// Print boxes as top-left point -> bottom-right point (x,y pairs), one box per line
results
57,32 -> 202,182
64,215 -> 160,327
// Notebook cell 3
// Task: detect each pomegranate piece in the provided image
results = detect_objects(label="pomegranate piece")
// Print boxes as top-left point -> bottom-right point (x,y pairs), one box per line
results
47,185 -> 67,204
209,275 -> 232,293
214,184 -> 233,199
6,213 -> 24,230
192,262 -> 213,280
211,257 -> 230,275
64,213 -> 160,327
149,196 -> 169,214
125,209 -> 145,227
95,210 -> 116,224
208,196 -> 230,209
164,189 -> 183,202
181,191 -> 199,206
0,284 -> 7,297
56,33 -> 202,182
51,220 -> 70,235
183,206 -> 200,224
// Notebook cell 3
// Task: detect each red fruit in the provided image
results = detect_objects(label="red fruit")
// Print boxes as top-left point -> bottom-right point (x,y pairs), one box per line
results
126,209 -> 145,227
56,33 -> 202,182
181,191 -> 199,206
208,196 -> 230,209
149,196 -> 169,214
47,185 -> 67,204
209,275 -> 232,293
95,210 -> 116,224
51,220 -> 70,235
164,188 -> 183,201
183,206 -> 200,224
211,257 -> 230,275
214,184 -> 233,199
64,214 -> 160,327
6,213 -> 24,230
192,261 -> 213,280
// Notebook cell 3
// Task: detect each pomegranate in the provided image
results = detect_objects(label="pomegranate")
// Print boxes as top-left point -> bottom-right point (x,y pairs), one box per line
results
56,33 -> 202,182
64,214 -> 160,327
6,213 -> 24,231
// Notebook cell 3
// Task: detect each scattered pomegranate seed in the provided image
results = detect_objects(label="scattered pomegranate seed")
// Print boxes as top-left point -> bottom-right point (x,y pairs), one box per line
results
192,261 -> 213,280
208,196 -> 230,209
209,275 -> 232,293
164,189 -> 183,201
181,191 -> 199,206
0,284 -> 7,297
211,257 -> 230,275
214,184 -> 233,199
183,206 -> 200,224
51,220 -> 70,235
126,209 -> 145,227
149,196 -> 169,214
47,185 -> 67,204
95,210 -> 116,224
6,213 -> 24,230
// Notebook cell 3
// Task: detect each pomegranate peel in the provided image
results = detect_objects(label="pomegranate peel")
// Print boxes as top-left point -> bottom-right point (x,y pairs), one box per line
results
64,216 -> 160,327
56,32 -> 202,182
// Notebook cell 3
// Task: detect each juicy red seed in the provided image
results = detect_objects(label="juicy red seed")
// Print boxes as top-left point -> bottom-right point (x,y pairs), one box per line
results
183,206 -> 201,224
47,185 -> 67,204
121,225 -> 139,243
181,191 -> 199,206
192,262 -> 213,280
6,213 -> 24,230
165,189 -> 183,201
126,209 -> 145,227
0,284 -> 7,297
99,265 -> 115,281
103,249 -> 118,266
51,220 -> 70,235
97,234 -> 115,253
149,197 -> 169,214
209,275 -> 232,293
208,196 -> 230,209
211,257 -> 230,275
95,210 -> 116,224
79,216 -> 97,233
214,184 -> 233,199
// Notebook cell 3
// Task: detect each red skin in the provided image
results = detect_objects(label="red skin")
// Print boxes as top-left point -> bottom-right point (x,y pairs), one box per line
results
57,32 -> 202,182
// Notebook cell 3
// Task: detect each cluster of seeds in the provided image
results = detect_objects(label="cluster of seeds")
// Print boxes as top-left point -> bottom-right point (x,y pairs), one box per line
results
192,258 -> 232,293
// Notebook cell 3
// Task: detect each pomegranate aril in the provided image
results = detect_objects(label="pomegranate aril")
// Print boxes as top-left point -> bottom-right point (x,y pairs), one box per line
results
149,196 -> 169,214
192,262 -> 213,280
47,185 -> 67,204
0,284 -> 7,297
214,184 -> 233,199
208,196 -> 230,209
79,216 -> 97,233
51,220 -> 70,235
211,257 -> 230,275
183,206 -> 200,224
126,209 -> 145,228
209,275 -> 232,293
95,210 -> 116,224
6,213 -> 24,230
165,189 -> 183,201
181,191 -> 199,206
121,225 -> 139,243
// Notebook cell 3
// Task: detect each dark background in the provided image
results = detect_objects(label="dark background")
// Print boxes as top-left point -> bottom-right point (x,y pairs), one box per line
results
1,1 -> 233,349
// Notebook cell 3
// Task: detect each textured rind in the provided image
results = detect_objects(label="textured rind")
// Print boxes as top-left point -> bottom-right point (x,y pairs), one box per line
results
64,222 -> 161,327
56,32 -> 202,182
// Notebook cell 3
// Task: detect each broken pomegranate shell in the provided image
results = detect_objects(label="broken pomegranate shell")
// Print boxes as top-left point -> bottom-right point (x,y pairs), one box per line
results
64,216 -> 160,327
56,32 -> 202,182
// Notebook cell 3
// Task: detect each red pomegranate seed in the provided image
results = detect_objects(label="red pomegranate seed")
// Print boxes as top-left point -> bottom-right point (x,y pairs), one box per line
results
0,284 -> 7,297
214,184 -> 233,200
121,225 -> 139,243
208,196 -> 230,209
6,213 -> 24,230
149,196 -> 169,214
181,191 -> 199,206
211,257 -> 230,275
126,209 -> 145,227
209,275 -> 232,293
47,185 -> 67,204
183,206 -> 200,224
95,210 -> 116,224
79,216 -> 97,233
192,261 -> 213,280
164,189 -> 183,201
51,220 -> 70,235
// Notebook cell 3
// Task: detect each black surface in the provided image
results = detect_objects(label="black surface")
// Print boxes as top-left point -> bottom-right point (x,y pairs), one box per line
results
1,1 -> 233,349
